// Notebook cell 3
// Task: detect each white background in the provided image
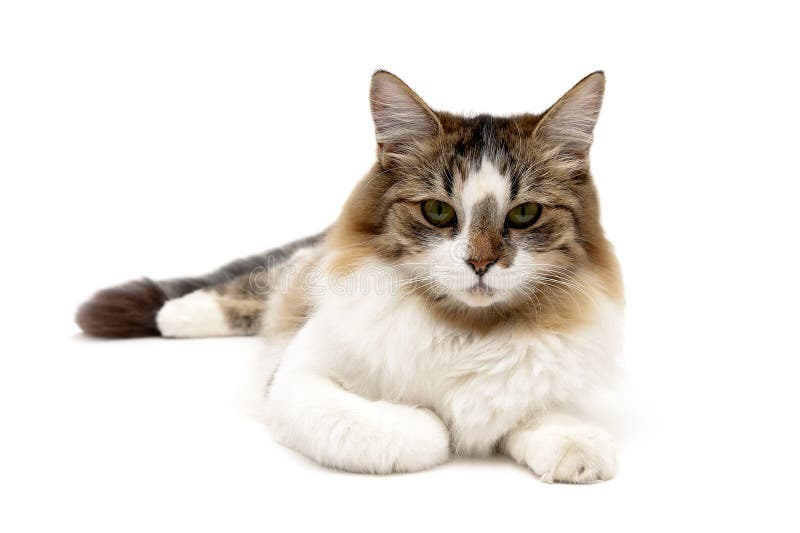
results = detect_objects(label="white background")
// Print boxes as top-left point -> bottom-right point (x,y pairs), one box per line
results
2,1 -> 799,531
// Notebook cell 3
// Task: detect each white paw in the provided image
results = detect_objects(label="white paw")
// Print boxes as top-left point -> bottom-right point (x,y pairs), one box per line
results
156,290 -> 232,338
381,406 -> 451,474
313,404 -> 450,474
523,425 -> 617,483
264,387 -> 451,475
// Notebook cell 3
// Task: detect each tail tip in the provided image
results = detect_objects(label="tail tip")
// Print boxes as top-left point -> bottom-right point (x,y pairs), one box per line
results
76,278 -> 168,338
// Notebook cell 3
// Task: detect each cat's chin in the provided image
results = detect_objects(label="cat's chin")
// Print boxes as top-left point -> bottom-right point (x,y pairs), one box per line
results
459,295 -> 496,307
454,290 -> 504,308
452,279 -> 512,308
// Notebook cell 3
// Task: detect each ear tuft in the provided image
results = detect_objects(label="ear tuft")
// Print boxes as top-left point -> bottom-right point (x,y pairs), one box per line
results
535,71 -> 605,157
370,71 -> 441,155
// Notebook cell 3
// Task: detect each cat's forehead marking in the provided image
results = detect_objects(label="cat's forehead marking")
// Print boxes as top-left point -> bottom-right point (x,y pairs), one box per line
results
461,157 -> 509,226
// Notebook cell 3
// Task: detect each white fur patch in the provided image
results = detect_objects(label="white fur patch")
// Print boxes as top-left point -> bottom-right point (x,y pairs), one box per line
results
262,262 -> 622,474
460,157 -> 510,224
156,290 -> 233,338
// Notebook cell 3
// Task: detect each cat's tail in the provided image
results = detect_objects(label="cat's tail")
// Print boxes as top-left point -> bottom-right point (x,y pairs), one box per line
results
75,233 -> 325,339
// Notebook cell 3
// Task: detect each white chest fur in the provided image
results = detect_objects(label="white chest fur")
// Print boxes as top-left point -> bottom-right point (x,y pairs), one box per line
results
282,272 -> 622,456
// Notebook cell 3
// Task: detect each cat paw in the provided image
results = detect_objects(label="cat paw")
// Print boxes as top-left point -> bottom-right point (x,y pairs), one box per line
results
264,394 -> 451,475
523,425 -> 617,484
369,405 -> 451,474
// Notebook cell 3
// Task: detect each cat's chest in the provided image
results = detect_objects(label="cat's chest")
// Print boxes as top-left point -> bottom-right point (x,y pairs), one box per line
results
317,291 -> 620,453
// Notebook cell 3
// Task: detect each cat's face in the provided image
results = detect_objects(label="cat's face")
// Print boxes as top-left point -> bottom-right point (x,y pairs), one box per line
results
398,155 -> 577,308
331,71 -> 620,325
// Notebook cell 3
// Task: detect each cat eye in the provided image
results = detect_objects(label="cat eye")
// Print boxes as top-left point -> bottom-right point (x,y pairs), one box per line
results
421,199 -> 456,227
506,202 -> 542,229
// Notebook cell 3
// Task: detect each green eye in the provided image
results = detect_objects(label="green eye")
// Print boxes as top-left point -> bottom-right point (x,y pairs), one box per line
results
421,200 -> 456,227
506,202 -> 542,229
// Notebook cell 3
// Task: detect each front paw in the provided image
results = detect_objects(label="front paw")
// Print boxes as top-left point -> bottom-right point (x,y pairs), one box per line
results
376,406 -> 451,474
523,425 -> 617,484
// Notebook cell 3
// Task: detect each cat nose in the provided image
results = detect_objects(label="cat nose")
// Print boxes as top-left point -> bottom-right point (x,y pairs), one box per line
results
466,259 -> 496,275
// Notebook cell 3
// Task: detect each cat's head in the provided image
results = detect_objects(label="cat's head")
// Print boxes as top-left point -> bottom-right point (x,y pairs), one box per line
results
330,71 -> 621,327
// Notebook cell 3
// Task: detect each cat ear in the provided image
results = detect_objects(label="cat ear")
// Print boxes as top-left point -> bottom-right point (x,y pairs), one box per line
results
534,71 -> 605,158
370,71 -> 442,157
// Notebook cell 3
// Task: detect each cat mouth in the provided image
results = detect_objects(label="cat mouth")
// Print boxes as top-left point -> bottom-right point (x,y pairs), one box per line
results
467,281 -> 495,296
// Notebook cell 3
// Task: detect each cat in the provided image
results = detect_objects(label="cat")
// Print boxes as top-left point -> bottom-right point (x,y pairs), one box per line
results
76,70 -> 623,483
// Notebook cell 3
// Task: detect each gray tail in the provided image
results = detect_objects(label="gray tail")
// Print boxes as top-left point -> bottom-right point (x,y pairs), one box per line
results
75,233 -> 324,338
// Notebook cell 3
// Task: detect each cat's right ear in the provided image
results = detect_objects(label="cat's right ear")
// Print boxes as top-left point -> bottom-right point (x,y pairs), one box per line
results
370,71 -> 442,162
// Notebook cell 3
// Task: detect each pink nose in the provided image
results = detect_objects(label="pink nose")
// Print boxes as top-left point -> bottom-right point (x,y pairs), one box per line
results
466,259 -> 496,275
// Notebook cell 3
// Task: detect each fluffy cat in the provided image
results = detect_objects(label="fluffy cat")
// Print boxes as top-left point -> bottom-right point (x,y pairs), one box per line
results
77,71 -> 623,483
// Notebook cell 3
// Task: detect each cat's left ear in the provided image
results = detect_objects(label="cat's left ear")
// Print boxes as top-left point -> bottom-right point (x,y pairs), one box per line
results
534,71 -> 605,158
370,71 -> 442,161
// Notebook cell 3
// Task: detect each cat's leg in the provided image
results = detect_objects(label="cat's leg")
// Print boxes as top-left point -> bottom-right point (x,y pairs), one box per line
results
500,409 -> 617,483
264,365 -> 450,474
